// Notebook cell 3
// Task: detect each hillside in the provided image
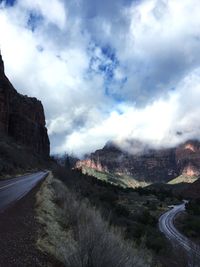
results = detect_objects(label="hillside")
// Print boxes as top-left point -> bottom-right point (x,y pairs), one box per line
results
182,178 -> 200,199
167,174 -> 198,185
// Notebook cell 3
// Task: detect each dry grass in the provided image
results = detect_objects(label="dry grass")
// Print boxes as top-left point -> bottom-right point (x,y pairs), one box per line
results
82,166 -> 150,188
167,175 -> 198,185
36,173 -> 75,263
35,172 -> 152,267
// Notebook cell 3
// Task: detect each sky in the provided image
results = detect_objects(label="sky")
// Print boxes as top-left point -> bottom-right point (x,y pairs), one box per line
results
1,0 -> 200,156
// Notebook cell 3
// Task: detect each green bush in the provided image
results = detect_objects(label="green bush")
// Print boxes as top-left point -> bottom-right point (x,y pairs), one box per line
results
145,229 -> 167,253
185,199 -> 200,216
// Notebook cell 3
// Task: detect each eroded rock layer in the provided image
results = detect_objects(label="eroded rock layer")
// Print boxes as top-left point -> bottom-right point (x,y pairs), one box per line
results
0,53 -> 49,157
76,140 -> 200,183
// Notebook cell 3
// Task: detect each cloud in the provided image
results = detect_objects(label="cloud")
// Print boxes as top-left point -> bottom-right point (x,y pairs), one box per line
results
1,0 -> 200,156
19,0 -> 67,29
59,67 -> 200,155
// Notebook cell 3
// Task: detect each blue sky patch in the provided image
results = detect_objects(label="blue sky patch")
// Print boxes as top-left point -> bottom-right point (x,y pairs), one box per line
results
2,0 -> 16,7
101,45 -> 116,62
27,12 -> 44,31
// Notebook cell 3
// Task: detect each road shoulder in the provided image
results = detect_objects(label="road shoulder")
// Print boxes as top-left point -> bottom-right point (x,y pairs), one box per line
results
0,178 -> 63,267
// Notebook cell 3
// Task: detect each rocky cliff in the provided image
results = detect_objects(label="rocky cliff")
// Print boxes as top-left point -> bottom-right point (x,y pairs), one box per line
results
0,53 -> 50,157
176,140 -> 200,176
76,140 -> 200,183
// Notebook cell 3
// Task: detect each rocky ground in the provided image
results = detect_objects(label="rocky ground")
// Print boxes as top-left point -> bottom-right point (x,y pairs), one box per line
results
0,181 -> 63,267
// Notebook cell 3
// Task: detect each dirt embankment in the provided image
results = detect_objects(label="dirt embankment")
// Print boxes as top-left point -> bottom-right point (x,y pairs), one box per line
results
0,176 -> 63,267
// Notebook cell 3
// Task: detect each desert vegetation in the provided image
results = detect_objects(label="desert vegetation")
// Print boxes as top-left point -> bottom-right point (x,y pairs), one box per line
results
36,164 -> 198,267
175,199 -> 200,242
81,166 -> 149,188
51,166 -> 185,264
36,173 -> 152,267
0,132 -> 48,177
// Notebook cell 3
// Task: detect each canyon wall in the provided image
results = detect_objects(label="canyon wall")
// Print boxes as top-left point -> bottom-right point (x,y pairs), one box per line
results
0,53 -> 50,157
76,140 -> 200,183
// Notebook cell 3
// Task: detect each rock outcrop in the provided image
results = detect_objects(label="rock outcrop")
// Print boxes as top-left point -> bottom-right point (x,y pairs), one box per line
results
176,140 -> 200,176
76,140 -> 200,183
0,53 -> 50,157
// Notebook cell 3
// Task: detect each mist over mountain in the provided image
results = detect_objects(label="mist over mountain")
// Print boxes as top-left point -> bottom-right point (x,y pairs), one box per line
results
76,139 -> 200,185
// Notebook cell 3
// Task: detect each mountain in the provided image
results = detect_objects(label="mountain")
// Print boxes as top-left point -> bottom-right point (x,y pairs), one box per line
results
0,52 -> 49,157
0,52 -> 50,175
76,140 -> 200,185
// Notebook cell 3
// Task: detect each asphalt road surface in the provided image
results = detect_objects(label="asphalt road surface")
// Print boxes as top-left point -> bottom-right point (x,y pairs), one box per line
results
159,202 -> 200,258
0,171 -> 48,212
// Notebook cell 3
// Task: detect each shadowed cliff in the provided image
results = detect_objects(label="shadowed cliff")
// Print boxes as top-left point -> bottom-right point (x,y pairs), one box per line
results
0,52 -> 50,175
0,52 -> 49,157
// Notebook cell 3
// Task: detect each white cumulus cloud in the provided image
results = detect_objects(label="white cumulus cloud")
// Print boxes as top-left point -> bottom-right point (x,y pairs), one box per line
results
1,0 -> 200,156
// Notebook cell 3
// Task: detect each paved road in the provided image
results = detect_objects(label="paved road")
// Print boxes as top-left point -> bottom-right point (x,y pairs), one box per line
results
159,202 -> 200,258
0,171 -> 48,212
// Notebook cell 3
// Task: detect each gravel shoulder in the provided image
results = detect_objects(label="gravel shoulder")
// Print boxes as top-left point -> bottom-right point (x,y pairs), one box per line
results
0,179 -> 63,267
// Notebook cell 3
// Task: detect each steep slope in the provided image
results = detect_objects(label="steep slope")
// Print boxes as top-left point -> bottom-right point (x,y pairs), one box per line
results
0,52 -> 50,176
76,140 -> 200,185
175,140 -> 200,176
0,52 -> 49,157
181,178 -> 200,199
167,175 -> 198,185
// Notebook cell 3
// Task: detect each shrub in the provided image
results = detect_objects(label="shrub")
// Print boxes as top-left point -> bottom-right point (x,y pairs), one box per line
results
51,178 -> 151,267
186,199 -> 200,216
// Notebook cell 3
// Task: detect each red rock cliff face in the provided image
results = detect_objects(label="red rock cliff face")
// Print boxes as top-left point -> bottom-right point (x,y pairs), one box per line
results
0,53 -> 50,157
176,140 -> 200,176
76,143 -> 178,182
76,140 -> 200,183
76,158 -> 107,172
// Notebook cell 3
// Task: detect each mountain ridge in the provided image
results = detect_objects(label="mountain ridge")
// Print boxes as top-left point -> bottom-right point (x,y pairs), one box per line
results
76,139 -> 200,185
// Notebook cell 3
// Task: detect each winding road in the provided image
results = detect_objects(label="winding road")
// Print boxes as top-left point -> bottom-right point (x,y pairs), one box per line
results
159,202 -> 200,258
0,171 -> 48,212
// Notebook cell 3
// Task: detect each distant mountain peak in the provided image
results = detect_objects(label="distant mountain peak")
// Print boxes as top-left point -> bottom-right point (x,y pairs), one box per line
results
76,139 -> 200,185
